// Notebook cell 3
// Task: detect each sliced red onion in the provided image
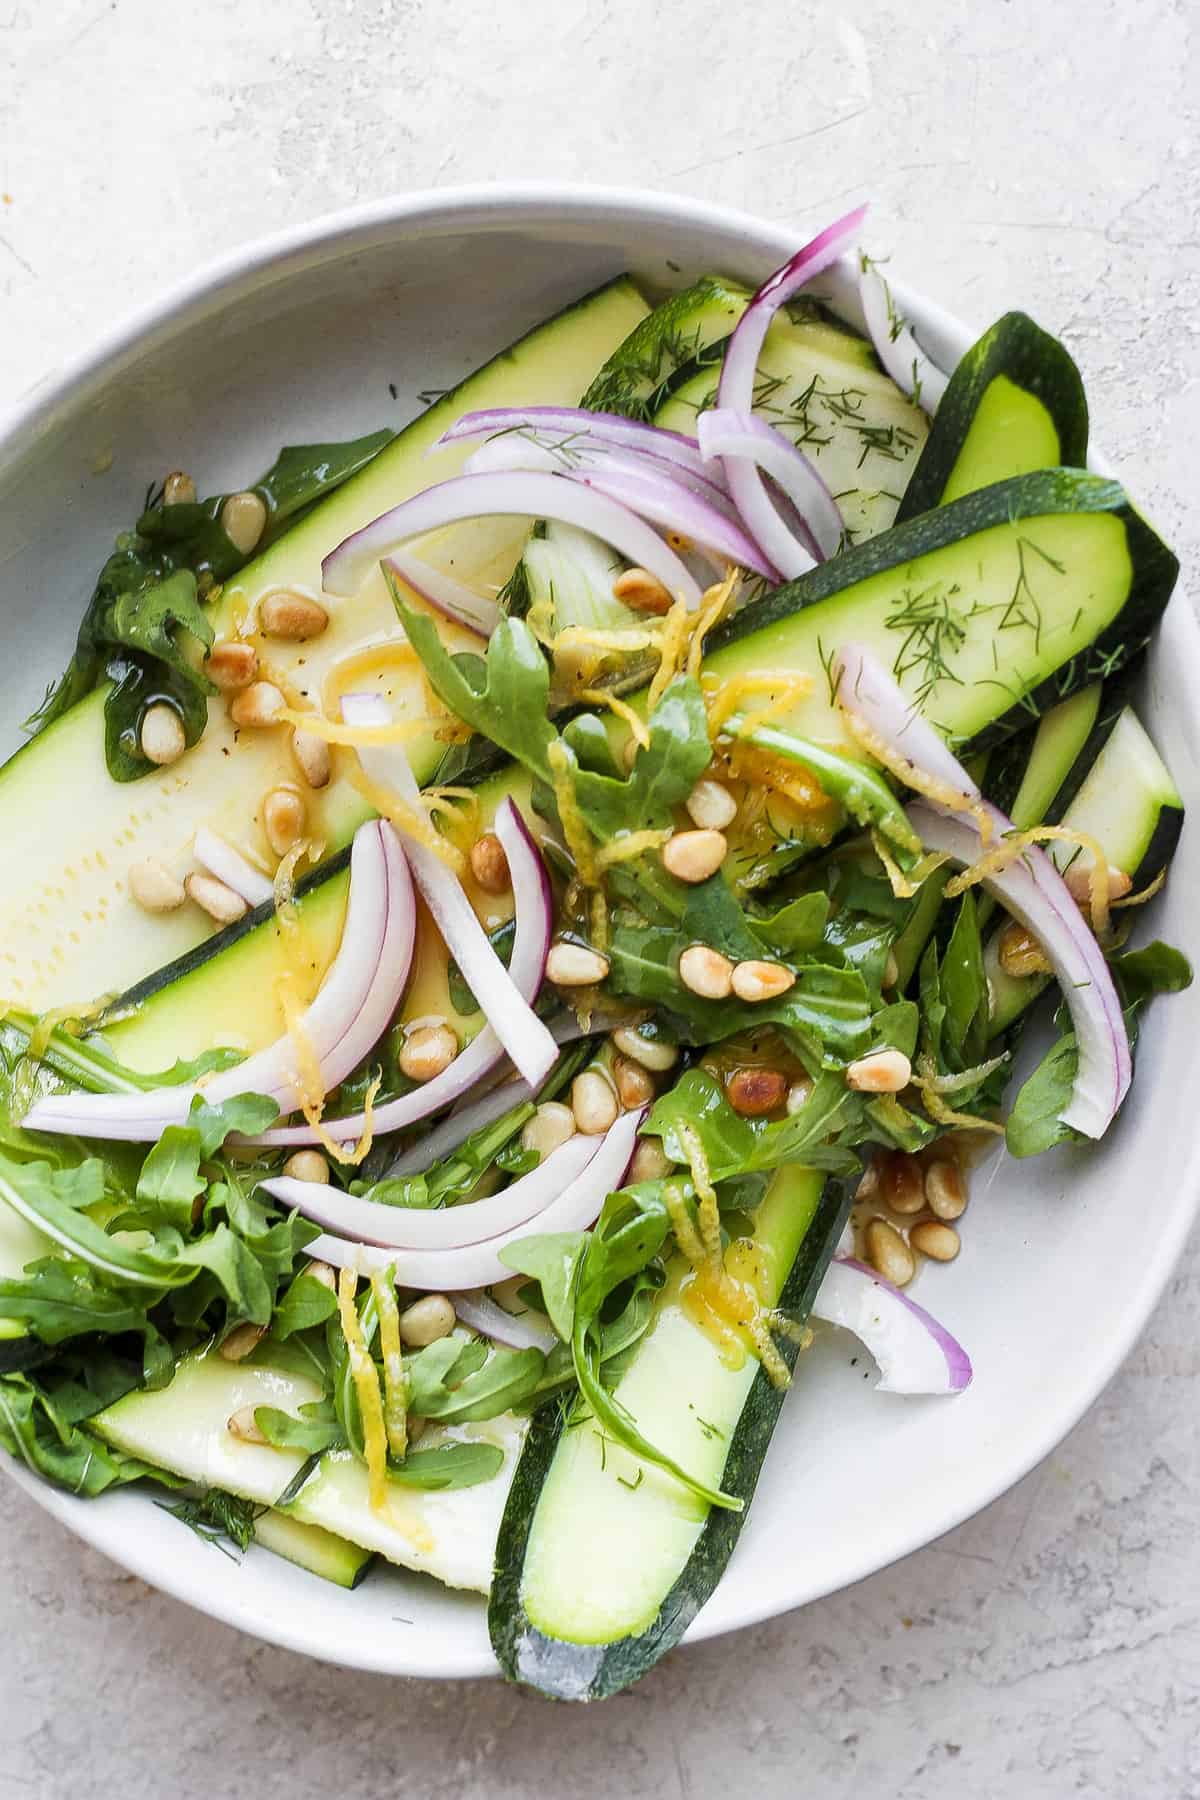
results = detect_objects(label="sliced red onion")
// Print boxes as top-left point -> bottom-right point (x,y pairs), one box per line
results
696,409 -> 843,562
321,470 -> 702,611
813,1256 -> 972,1394
305,1106 -> 645,1291
859,261 -> 950,414
382,552 -> 499,639
192,829 -> 275,908
437,406 -> 719,486
566,464 -> 776,579
717,207 -> 868,578
451,1289 -> 559,1354
23,821 -> 416,1142
832,641 -> 982,803
384,1077 -> 534,1178
252,784 -> 554,1146
262,1130 -> 598,1250
462,430 -> 742,524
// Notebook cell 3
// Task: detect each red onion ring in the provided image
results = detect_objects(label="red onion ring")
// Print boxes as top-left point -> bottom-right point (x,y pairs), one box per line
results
451,1288 -> 559,1353
436,406 -> 720,486
831,640 -> 982,803
696,408 -> 844,563
381,552 -> 499,639
813,1256 -> 972,1394
859,261 -> 950,414
192,829 -> 275,908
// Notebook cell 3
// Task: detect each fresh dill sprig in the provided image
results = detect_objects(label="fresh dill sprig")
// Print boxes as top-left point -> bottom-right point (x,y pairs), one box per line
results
159,1488 -> 265,1561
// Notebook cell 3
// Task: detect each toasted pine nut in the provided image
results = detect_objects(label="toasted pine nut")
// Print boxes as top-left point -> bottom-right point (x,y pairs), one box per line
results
726,1067 -> 788,1117
613,1054 -> 655,1110
678,943 -> 734,999
263,786 -> 307,857
883,950 -> 900,989
291,725 -> 331,789
910,1220 -> 961,1262
399,1023 -> 459,1083
206,640 -> 259,692
629,1138 -> 673,1182
879,1150 -> 926,1215
546,941 -> 610,987
612,566 -> 673,615
186,871 -> 248,925
662,828 -> 727,885
230,681 -> 286,729
227,1404 -> 268,1443
163,470 -> 196,506
520,1101 -> 576,1160
258,589 -> 329,642
284,1150 -> 330,1185
786,1077 -> 813,1115
399,1294 -> 456,1348
997,920 -> 1053,977
469,832 -> 510,894
1064,861 -> 1132,906
865,1218 -> 915,1287
924,1160 -> 966,1221
306,1260 -> 338,1291
845,1048 -> 912,1093
686,777 -> 738,832
731,959 -> 796,1003
572,1068 -> 619,1135
219,1322 -> 266,1363
221,489 -> 268,556
611,1024 -> 679,1073
140,702 -> 186,766
128,857 -> 186,913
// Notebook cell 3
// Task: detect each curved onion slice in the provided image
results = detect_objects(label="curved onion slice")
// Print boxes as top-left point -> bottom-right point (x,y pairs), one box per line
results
382,552 -> 499,639
192,830 -> 275,907
462,431 -> 745,529
909,800 -> 1130,1138
385,1077 -> 533,1178
253,789 -> 555,1146
321,470 -> 702,610
451,1289 -> 559,1354
859,262 -> 950,415
304,1105 -> 645,1291
566,464 -> 776,579
437,406 -> 719,486
831,640 -> 982,803
24,821 -> 417,1141
717,207 -> 868,578
697,409 -> 843,562
813,1256 -> 972,1394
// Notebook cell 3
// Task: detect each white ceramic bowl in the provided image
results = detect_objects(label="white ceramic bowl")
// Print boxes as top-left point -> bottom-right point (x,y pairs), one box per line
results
0,186 -> 1195,1681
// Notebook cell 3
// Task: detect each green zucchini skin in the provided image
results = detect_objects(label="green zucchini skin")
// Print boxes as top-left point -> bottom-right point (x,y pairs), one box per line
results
710,469 -> 1177,751
488,1174 -> 855,1702
897,312 -> 1089,521
1130,803 -> 1185,889
1039,659 -> 1146,827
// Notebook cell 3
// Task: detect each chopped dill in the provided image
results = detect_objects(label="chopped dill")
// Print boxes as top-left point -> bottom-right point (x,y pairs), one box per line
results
159,1489 -> 264,1561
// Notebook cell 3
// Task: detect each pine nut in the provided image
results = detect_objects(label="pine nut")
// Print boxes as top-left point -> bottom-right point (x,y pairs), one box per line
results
613,1054 -> 655,1110
686,777 -> 738,832
883,950 -> 900,989
219,1322 -> 266,1363
571,1068 -> 619,1135
662,829 -> 727,885
185,871 -> 248,925
284,1150 -> 330,1185
678,943 -> 734,999
629,1138 -> 673,1182
925,1160 -> 967,1221
726,1067 -> 788,1117
291,725 -> 331,789
1064,861 -> 1132,906
227,1405 -> 268,1444
399,1023 -> 459,1083
263,785 -> 307,857
140,702 -> 186,766
611,1024 -> 679,1073
879,1150 -> 926,1215
546,941 -> 610,987
865,1218 -> 915,1287
910,1220 -> 961,1262
731,959 -> 795,1004
786,1077 -> 813,1115
997,920 -> 1053,977
306,1260 -> 338,1291
230,681 -> 286,729
612,566 -> 673,615
845,1048 -> 912,1093
520,1101 -> 576,1160
399,1294 -> 457,1348
128,857 -> 186,913
206,640 -> 259,692
163,470 -> 196,506
469,832 -> 511,894
221,489 -> 268,556
258,589 -> 329,642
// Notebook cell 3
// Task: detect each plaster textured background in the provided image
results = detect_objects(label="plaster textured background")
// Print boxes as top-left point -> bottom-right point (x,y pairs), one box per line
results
0,1 -> 1197,1795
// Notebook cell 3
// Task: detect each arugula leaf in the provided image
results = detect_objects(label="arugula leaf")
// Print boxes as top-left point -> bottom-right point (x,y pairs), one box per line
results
748,892 -> 830,958
271,1269 -> 339,1338
1110,940 -> 1192,1009
415,1342 -> 545,1424
386,1440 -> 505,1490
731,719 -> 922,862
1005,1035 -> 1079,1158
646,1067 -> 855,1179
255,1400 -> 343,1456
0,1259 -> 153,1344
941,893 -> 988,1069
498,1233 -> 586,1343
134,1093 -> 280,1233
0,1373 -> 164,1496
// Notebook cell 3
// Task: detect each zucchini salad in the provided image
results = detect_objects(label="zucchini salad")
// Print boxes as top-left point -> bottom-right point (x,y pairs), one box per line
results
0,206 -> 1188,1700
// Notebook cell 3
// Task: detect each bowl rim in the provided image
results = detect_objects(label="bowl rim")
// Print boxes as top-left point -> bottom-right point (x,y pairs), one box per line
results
1,180 -> 1197,1682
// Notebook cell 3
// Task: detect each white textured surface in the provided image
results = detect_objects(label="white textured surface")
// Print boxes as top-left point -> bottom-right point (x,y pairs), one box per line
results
1,1 -> 1198,1793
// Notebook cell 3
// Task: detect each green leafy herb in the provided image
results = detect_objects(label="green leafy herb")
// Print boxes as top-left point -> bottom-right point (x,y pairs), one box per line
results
386,1440 -> 506,1490
255,1399 -> 343,1456
161,1488 -> 264,1559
